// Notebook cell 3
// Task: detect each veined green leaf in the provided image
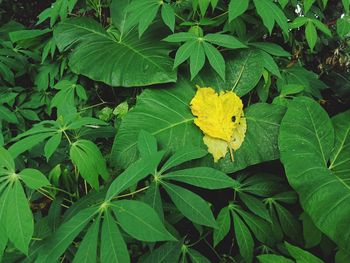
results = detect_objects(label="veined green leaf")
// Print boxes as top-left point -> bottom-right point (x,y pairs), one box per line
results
202,42 -> 225,80
112,200 -> 176,242
142,241 -> 182,263
279,97 -> 350,251
137,130 -> 158,158
257,254 -> 294,263
232,211 -> 254,263
70,139 -> 109,189
305,22 -> 317,50
0,147 -> 15,171
161,4 -> 175,32
101,211 -> 129,263
204,33 -> 247,49
190,41 -> 205,79
213,206 -> 231,246
229,0 -> 249,21
18,168 -> 50,189
44,133 -> 62,161
164,167 -> 237,189
105,151 -> 165,200
72,216 -> 100,263
54,17 -> 176,87
161,181 -> 217,228
285,242 -> 324,263
6,180 -> 33,255
160,147 -> 207,173
36,207 -> 98,263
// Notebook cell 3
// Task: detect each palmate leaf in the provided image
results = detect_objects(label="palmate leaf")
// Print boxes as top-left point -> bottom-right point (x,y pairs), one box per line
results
111,74 -> 286,173
54,17 -> 176,87
279,97 -> 350,251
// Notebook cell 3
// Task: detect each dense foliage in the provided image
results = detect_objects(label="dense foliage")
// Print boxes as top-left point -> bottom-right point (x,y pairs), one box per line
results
0,0 -> 349,262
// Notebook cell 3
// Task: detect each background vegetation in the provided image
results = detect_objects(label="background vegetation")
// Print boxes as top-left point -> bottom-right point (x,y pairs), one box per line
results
0,0 -> 349,262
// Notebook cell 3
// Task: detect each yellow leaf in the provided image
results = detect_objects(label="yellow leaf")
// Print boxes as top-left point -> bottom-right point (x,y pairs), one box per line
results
190,86 -> 247,162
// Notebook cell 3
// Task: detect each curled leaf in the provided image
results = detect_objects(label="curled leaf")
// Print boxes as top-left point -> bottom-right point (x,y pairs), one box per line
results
190,86 -> 247,162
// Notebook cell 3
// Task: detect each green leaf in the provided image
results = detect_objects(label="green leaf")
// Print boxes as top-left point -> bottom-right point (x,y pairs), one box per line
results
161,181 -> 217,228
106,151 -> 165,200
202,42 -> 225,80
137,130 -> 158,158
213,206 -> 231,246
236,209 -> 274,245
343,0 -> 350,13
187,248 -> 211,263
54,17 -> 176,87
250,42 -> 291,57
18,168 -> 50,189
72,216 -> 100,263
300,212 -> 322,248
0,224 -> 7,261
9,132 -> 56,158
6,180 -> 33,255
305,22 -> 317,51
142,241 -> 182,263
304,0 -> 316,13
337,16 -> 350,38
0,106 -> 18,123
44,133 -> 62,161
190,42 -> 206,79
229,0 -> 249,21
198,49 -> 263,96
254,0 -> 289,35
329,110 -> 350,178
284,242 -> 324,263
161,4 -> 175,32
204,33 -> 247,49
274,202 -> 302,243
160,147 -> 207,173
163,32 -> 198,42
70,140 -> 109,189
312,19 -> 332,36
112,200 -> 175,241
279,97 -> 350,251
101,210 -> 130,263
290,17 -> 309,28
238,192 -> 271,222
0,147 -> 15,171
257,254 -> 294,263
36,207 -> 97,263
232,211 -> 254,263
174,40 -> 197,68
164,167 -> 237,189
261,51 -> 282,78
144,182 -> 164,221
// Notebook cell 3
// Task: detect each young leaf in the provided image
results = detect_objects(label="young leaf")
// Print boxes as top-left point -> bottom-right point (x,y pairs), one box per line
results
112,200 -> 176,242
163,32 -> 198,42
213,206 -> 231,246
101,210 -> 130,263
18,168 -> 50,189
161,181 -> 217,228
229,0 -> 249,21
164,167 -> 238,189
73,216 -> 100,263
